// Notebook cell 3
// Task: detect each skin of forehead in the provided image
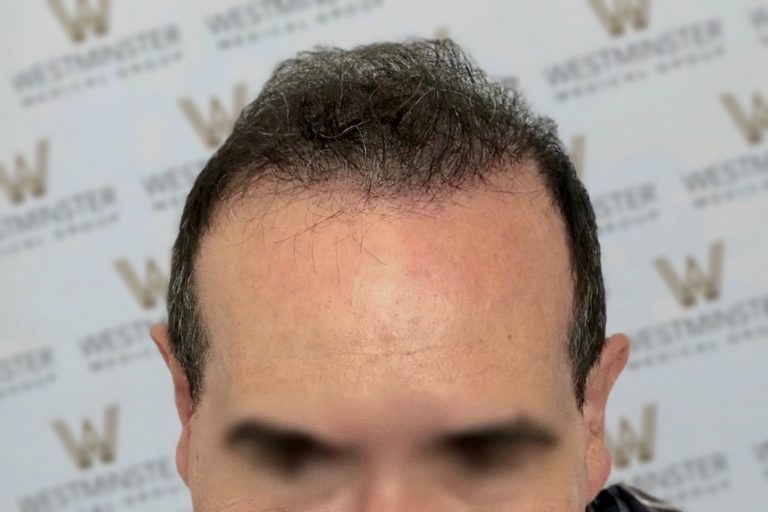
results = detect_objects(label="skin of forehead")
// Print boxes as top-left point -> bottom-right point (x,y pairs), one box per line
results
192,166 -> 576,436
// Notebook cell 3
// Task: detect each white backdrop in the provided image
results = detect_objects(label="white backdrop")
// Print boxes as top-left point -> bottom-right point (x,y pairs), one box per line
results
1,1 -> 767,510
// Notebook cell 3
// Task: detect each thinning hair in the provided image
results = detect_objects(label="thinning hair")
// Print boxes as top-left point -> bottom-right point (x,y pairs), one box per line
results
167,38 -> 605,409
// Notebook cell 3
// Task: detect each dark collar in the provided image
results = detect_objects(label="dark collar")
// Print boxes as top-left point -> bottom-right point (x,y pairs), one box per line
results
588,483 -> 682,511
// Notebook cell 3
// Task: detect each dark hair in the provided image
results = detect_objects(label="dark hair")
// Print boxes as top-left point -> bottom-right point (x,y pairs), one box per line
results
168,38 -> 605,409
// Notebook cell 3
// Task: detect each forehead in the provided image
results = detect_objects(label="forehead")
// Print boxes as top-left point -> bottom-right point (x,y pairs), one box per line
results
194,166 -> 574,427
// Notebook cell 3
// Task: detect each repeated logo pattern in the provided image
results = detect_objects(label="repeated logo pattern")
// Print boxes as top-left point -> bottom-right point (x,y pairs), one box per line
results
589,0 -> 651,37
48,0 -> 111,43
51,404 -> 119,470
178,83 -> 249,149
1,1 -> 765,511
0,139 -> 49,205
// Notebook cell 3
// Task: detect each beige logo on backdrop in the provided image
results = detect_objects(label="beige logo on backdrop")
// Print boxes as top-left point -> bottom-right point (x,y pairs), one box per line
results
721,92 -> 768,145
48,0 -> 110,43
51,404 -> 119,470
570,133 -> 586,179
0,138 -> 49,205
606,403 -> 657,469
589,0 -> 651,37
433,26 -> 450,40
179,83 -> 249,149
654,241 -> 724,308
115,258 -> 169,309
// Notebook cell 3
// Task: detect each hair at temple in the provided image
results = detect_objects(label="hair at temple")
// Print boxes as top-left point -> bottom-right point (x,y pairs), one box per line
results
167,38 -> 605,409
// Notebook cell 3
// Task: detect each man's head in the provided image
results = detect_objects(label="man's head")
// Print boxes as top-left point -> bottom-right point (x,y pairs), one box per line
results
151,39 -> 629,511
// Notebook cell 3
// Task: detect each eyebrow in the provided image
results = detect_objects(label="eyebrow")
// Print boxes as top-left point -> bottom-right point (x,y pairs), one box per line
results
226,418 -> 340,454
433,417 -> 560,452
224,416 -> 559,456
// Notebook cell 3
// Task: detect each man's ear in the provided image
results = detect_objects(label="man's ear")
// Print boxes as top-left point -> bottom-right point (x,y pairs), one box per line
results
582,333 -> 630,503
150,323 -> 193,486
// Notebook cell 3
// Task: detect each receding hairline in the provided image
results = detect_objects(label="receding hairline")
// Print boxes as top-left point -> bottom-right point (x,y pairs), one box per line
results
166,38 -> 604,409
198,154 -> 550,243
188,156 -> 575,360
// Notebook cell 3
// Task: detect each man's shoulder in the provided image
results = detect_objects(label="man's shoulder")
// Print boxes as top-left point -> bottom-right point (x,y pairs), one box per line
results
588,483 -> 682,512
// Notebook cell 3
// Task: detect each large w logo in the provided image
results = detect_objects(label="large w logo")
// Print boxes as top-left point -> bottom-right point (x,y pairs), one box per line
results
654,241 -> 724,309
0,139 -> 49,205
115,257 -> 169,310
570,133 -> 587,179
48,0 -> 110,43
589,0 -> 651,37
606,403 -> 657,469
722,92 -> 768,145
179,83 -> 249,149
52,404 -> 119,470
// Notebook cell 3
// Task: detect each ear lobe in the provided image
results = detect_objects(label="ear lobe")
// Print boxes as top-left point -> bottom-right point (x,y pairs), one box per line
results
149,322 -> 194,485
582,333 -> 630,501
